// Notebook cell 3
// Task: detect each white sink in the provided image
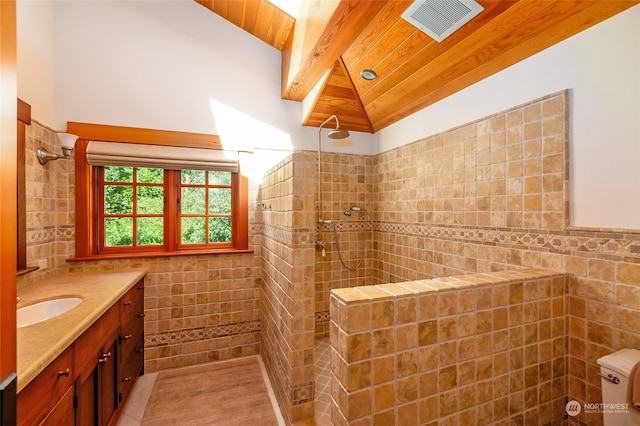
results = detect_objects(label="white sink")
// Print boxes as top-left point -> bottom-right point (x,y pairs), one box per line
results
17,297 -> 83,328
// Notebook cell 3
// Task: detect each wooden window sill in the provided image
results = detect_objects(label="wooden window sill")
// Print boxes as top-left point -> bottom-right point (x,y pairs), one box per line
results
67,248 -> 254,262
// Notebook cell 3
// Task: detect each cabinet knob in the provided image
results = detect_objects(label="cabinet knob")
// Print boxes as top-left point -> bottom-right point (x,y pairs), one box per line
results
123,300 -> 132,306
138,313 -> 146,318
98,351 -> 112,363
123,376 -> 132,382
123,334 -> 132,340
57,368 -> 71,378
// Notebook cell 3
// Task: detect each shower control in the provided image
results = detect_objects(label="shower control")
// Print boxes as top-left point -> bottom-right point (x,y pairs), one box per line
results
315,241 -> 328,258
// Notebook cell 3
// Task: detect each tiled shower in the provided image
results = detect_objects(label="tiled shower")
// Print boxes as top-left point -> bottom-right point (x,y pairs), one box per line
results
18,90 -> 640,425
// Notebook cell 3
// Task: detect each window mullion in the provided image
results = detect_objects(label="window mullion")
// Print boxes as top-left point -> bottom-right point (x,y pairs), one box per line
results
132,169 -> 138,248
165,170 -> 178,251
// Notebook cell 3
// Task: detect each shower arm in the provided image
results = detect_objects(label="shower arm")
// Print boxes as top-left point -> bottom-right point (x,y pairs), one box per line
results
316,114 -> 341,226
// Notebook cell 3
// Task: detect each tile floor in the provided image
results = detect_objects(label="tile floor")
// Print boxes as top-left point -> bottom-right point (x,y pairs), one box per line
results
116,356 -> 285,426
116,371 -> 158,426
314,338 -> 331,426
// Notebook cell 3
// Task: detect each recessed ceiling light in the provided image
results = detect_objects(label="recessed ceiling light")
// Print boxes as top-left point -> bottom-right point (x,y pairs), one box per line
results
360,69 -> 377,81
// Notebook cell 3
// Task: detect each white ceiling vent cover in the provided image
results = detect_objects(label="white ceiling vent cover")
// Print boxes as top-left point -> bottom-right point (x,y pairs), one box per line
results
401,0 -> 484,43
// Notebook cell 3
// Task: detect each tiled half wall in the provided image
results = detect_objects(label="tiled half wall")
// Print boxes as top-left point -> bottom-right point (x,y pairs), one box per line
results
330,268 -> 570,425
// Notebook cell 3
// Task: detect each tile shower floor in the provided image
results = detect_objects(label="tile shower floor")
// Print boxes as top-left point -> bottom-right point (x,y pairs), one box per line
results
315,337 -> 332,426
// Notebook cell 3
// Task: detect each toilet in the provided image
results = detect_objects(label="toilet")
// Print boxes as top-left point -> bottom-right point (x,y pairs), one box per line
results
597,348 -> 640,425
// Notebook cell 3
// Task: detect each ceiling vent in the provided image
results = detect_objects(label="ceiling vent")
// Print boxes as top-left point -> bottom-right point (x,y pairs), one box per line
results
401,0 -> 484,43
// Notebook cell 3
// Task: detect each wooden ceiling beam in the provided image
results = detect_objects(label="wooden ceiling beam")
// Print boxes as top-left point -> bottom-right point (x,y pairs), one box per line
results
194,0 -> 294,51
280,0 -> 384,102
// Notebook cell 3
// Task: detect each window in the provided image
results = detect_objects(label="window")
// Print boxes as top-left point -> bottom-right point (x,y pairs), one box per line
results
70,122 -> 249,260
178,170 -> 233,246
99,166 -> 167,252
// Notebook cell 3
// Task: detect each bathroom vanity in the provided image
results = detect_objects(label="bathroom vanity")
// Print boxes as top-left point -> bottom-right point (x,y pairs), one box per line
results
16,270 -> 146,425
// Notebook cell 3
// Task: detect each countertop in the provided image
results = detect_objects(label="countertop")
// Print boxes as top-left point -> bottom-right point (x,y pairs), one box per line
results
17,269 -> 147,392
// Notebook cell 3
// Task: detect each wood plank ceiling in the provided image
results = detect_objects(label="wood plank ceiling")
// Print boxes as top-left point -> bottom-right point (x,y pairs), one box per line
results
196,0 -> 638,134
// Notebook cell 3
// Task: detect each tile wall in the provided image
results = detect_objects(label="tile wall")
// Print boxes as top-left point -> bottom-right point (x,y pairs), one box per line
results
315,152 -> 375,338
258,151 -> 317,424
330,268 -> 570,425
19,120 -> 75,281
315,90 -> 640,425
366,91 -> 640,425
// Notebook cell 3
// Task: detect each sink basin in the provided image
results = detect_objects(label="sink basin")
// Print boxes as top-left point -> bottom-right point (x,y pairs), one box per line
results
17,297 -> 83,328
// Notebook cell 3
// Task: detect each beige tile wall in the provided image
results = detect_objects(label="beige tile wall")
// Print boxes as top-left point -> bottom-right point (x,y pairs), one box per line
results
316,90 -> 640,425
315,153 -> 375,338
259,152 -> 317,424
372,91 -> 568,282
366,91 -> 640,426
19,121 -> 75,285
330,268 -> 570,425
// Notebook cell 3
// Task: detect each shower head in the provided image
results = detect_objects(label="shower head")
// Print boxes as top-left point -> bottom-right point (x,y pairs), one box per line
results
328,127 -> 350,140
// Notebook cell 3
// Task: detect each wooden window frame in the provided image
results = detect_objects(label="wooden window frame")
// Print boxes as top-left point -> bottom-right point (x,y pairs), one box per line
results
68,122 -> 250,261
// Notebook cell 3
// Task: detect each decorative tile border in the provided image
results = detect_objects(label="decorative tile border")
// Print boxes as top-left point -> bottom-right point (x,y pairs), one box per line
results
145,320 -> 261,347
373,222 -> 640,262
261,222 -> 314,248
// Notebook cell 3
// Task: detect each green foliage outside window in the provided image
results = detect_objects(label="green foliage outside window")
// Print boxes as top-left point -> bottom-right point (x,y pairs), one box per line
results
104,166 -> 165,247
103,166 -> 232,248
180,170 -> 232,245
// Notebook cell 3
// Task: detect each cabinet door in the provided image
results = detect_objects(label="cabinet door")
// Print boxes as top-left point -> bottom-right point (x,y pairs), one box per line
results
75,364 -> 97,426
75,337 -> 119,426
98,338 -> 118,426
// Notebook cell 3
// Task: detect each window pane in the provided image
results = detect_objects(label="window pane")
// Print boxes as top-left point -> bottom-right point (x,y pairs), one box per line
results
208,171 -> 231,186
105,186 -> 133,214
137,168 -> 164,184
181,187 -> 205,214
137,217 -> 164,245
105,166 -> 133,183
208,188 -> 231,214
181,170 -> 205,184
181,217 -> 205,244
105,217 -> 133,246
209,217 -> 231,243
137,186 -> 164,214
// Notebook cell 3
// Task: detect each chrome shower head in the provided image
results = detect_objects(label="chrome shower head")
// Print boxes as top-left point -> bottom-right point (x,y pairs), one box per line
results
328,127 -> 350,140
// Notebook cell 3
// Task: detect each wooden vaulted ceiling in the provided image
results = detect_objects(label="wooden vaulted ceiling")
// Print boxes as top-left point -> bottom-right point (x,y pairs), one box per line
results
196,0 -> 638,134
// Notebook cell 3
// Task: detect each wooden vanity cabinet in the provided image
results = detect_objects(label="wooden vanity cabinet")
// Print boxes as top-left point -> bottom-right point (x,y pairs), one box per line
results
17,346 -> 74,426
75,277 -> 145,425
17,277 -> 145,426
74,303 -> 120,426
118,281 -> 145,404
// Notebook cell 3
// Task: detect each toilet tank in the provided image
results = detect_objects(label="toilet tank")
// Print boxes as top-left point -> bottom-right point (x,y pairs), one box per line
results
597,348 -> 640,426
